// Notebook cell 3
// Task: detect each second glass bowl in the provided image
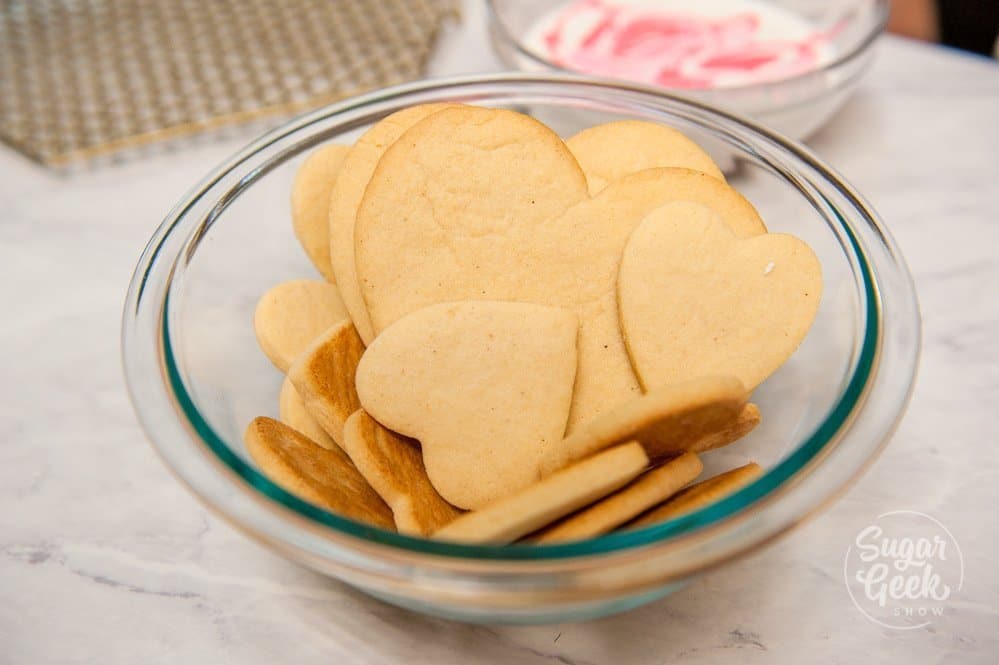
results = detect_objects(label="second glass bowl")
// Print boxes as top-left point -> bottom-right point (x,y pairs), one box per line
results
488,0 -> 890,139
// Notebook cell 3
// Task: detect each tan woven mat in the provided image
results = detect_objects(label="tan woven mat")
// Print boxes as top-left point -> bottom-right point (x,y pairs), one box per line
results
0,0 -> 457,165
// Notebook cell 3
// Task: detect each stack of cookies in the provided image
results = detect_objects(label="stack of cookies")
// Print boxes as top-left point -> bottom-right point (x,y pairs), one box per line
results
248,105 -> 822,544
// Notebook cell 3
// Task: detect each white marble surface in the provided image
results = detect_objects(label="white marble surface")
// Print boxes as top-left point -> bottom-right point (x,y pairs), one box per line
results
2,3 -> 998,662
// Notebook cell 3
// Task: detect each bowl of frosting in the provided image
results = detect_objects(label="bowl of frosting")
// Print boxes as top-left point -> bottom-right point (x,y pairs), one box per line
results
488,0 -> 889,139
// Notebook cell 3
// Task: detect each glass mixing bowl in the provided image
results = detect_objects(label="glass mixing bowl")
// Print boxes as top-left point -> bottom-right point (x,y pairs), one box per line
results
487,0 -> 890,139
122,74 -> 920,624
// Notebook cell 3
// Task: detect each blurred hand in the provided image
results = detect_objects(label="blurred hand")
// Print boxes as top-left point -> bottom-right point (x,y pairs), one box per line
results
888,0 -> 939,42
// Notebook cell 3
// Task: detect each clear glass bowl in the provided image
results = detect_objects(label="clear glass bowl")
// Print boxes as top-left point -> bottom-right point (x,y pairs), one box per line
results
487,0 -> 889,139
122,74 -> 920,624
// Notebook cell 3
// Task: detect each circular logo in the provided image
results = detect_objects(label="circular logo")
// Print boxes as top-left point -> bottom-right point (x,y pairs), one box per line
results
844,510 -> 963,630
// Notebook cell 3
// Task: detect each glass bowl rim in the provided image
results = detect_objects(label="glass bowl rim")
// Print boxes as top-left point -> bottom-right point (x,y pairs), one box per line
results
124,72 -> 911,563
484,0 -> 890,93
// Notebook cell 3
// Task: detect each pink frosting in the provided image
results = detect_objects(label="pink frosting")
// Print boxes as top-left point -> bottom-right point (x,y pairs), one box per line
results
541,0 -> 826,88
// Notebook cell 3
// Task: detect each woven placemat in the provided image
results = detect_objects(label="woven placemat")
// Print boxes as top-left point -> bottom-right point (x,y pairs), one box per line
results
0,0 -> 457,165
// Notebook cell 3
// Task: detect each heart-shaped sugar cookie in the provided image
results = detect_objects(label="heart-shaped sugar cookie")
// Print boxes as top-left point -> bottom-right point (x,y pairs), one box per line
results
244,417 -> 394,530
354,301 -> 578,510
278,376 -> 336,450
567,119 -> 725,194
254,280 -> 350,373
290,143 -> 350,281
342,409 -> 462,536
354,106 -> 766,430
329,103 -> 456,345
434,442 -> 649,544
329,113 -> 719,340
535,451 -> 703,543
287,319 -> 365,449
618,202 -> 822,392
548,375 -> 753,474
626,463 -> 763,529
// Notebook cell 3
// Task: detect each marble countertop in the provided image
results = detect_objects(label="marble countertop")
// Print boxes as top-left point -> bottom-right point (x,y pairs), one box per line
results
2,3 -> 998,663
